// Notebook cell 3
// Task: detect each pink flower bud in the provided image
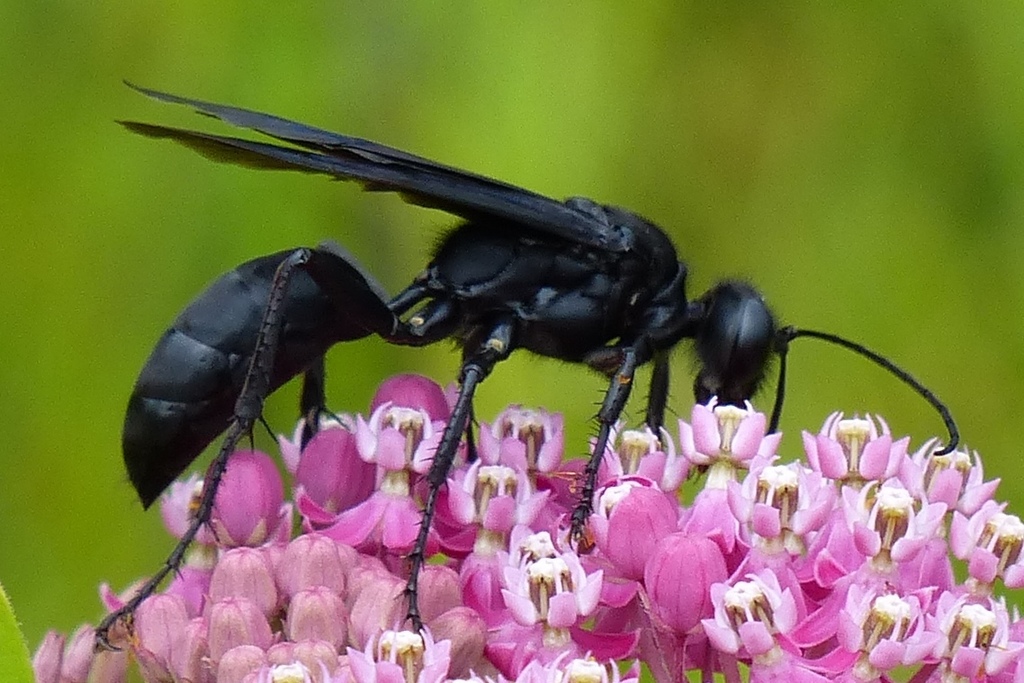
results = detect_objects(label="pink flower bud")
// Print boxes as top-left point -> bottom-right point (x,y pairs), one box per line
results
60,625 -> 94,683
207,597 -> 274,663
593,482 -> 679,580
166,562 -> 215,617
211,450 -> 285,547
429,607 -> 488,678
216,645 -> 267,683
295,426 -> 375,514
268,640 -> 339,683
645,533 -> 727,634
370,373 -> 451,421
347,572 -> 405,648
417,564 -> 461,624
276,533 -> 354,599
210,547 -> 279,617
134,594 -> 192,680
286,587 -> 349,648
170,619 -> 210,683
31,631 -> 63,683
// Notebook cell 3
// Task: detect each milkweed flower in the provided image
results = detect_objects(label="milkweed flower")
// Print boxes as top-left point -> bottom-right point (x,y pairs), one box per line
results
36,374 -> 1023,683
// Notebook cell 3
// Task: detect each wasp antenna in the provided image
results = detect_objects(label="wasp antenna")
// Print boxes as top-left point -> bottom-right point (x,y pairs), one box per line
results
772,326 -> 959,455
768,336 -> 791,435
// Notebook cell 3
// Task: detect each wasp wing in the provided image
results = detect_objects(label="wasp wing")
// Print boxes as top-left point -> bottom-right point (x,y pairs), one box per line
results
123,84 -> 629,252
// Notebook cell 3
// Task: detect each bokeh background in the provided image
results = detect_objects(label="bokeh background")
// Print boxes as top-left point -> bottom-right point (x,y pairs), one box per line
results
2,2 -> 1023,651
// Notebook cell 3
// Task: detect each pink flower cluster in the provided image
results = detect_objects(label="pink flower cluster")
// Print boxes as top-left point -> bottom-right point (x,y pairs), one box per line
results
33,375 -> 1024,683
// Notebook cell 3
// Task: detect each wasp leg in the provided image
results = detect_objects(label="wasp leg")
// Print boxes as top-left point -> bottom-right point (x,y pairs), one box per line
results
404,318 -> 515,631
571,344 -> 648,544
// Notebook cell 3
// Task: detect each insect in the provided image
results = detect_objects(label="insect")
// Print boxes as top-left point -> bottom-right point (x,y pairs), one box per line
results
97,84 -> 958,644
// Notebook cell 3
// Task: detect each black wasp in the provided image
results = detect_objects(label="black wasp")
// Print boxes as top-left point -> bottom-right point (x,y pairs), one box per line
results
97,84 -> 958,644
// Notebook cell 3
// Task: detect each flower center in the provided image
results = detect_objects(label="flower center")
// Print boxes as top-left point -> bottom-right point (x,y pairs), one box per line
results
384,407 -> 425,462
526,557 -> 573,622
755,465 -> 799,530
923,448 -> 971,494
867,485 -> 913,559
518,531 -> 558,562
377,630 -> 426,683
268,663 -> 309,683
503,409 -> 545,469
862,594 -> 912,650
474,465 -> 518,520
618,429 -> 659,474
714,404 -> 749,454
947,603 -> 997,652
563,658 -> 607,683
723,580 -> 775,632
836,418 -> 872,473
978,512 -> 1024,576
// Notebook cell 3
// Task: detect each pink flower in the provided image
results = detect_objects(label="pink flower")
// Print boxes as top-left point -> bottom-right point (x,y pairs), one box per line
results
479,405 -> 565,474
216,645 -> 267,683
45,375 -> 1024,683
930,592 -> 1024,681
514,654 -> 639,683
355,402 -> 443,478
285,587 -> 349,648
900,440 -> 999,514
209,547 -> 279,617
275,533 -> 354,599
134,594 -> 209,682
31,630 -> 64,683
803,413 -> 907,486
346,629 -> 452,683
950,500 -> 1024,592
702,569 -> 799,662
833,584 -> 939,679
446,461 -> 549,554
679,400 -> 780,488
289,421 -> 376,516
428,607 -> 489,678
207,597 -> 274,663
728,461 -> 835,557
501,548 -> 603,635
318,402 -> 445,554
597,423 -> 688,493
841,478 -> 947,574
369,373 -> 452,422
36,624 -> 129,683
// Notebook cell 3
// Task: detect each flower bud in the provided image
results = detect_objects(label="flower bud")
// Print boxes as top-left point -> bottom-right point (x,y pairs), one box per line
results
370,374 -> 451,421
645,533 -> 727,634
286,587 -> 349,648
216,644 -> 267,683
31,630 -> 63,683
348,572 -> 405,648
210,547 -> 279,617
295,426 -> 376,515
429,607 -> 487,678
208,597 -> 274,663
134,594 -> 191,680
593,483 -> 678,580
417,564 -> 461,624
268,640 -> 339,683
60,625 -> 94,683
211,450 -> 285,547
276,533 -> 353,599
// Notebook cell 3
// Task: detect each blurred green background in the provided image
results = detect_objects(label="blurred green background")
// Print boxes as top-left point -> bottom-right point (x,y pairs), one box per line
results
2,2 -> 1023,649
